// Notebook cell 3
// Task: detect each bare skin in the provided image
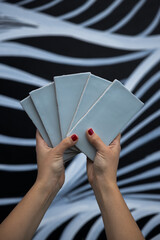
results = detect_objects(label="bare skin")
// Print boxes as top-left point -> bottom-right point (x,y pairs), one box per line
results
86,128 -> 145,240
0,131 -> 78,240
0,129 -> 144,240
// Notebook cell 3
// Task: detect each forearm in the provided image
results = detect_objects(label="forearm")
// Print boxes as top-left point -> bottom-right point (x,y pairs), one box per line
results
0,180 -> 58,240
94,182 -> 145,240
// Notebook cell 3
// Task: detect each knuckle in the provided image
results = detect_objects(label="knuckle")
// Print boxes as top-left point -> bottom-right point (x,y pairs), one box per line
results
54,146 -> 62,155
90,137 -> 97,146
91,134 -> 99,144
63,137 -> 71,147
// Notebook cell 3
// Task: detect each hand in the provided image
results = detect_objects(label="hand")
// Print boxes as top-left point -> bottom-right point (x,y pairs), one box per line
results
86,128 -> 121,191
86,129 -> 145,240
35,130 -> 78,193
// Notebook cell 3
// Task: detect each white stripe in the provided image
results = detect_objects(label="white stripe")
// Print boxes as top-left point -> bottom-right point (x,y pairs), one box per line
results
33,0 -> 63,11
142,214 -> 160,237
123,91 -> 160,131
86,217 -> 103,240
0,197 -> 22,205
1,3 -> 160,50
121,110 -> 160,144
121,182 -> 160,194
135,71 -> 160,98
0,64 -> 49,86
125,194 -> 160,200
1,95 -> 22,110
0,163 -> 37,171
17,0 -> 35,6
118,151 -> 160,177
0,135 -> 36,146
60,211 -> 99,240
118,168 -> 160,187
80,0 -> 123,27
120,127 -> 160,158
0,42 -> 151,66
59,0 -> 96,20
151,234 -> 160,240
106,0 -> 146,32
138,10 -> 160,36
125,50 -> 160,91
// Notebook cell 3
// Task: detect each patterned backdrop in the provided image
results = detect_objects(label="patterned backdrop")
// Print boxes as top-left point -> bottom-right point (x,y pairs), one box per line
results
0,0 -> 160,239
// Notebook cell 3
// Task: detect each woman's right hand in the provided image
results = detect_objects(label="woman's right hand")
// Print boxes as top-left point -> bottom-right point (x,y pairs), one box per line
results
86,128 -> 121,191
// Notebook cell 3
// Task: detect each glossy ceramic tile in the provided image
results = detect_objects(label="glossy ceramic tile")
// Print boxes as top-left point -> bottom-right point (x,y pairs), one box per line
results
20,96 -> 52,147
69,80 -> 144,161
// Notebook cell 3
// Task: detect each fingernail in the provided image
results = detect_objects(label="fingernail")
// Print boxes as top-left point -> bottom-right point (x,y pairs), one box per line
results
88,128 -> 94,136
71,134 -> 78,141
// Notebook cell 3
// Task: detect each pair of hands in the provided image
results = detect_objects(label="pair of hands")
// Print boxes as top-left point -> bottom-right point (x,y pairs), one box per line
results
1,131 -> 145,240
36,129 -> 121,194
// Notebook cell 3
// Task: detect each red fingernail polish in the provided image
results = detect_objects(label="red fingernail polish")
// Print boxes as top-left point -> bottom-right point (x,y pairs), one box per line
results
71,134 -> 78,141
88,128 -> 94,135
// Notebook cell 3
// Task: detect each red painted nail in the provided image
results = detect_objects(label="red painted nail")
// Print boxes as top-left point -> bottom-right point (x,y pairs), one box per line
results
88,128 -> 94,135
71,134 -> 78,141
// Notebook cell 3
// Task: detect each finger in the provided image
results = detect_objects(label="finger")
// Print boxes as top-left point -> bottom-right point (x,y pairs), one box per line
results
86,128 -> 106,151
55,134 -> 78,155
36,130 -> 49,150
110,133 -> 121,146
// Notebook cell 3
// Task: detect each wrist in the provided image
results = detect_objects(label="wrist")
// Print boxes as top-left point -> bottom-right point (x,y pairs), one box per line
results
35,178 -> 60,198
92,179 -> 119,204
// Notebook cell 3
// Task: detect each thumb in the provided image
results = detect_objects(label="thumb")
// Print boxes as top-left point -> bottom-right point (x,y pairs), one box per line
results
54,134 -> 78,155
109,133 -> 121,152
86,128 -> 107,152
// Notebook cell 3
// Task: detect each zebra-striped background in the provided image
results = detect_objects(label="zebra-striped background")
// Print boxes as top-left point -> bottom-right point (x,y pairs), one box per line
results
0,1 -> 160,239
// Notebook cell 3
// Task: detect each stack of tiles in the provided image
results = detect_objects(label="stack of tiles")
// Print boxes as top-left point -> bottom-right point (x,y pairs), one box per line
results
21,72 -> 144,162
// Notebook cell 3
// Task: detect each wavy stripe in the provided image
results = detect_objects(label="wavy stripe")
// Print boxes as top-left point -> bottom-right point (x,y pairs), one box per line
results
33,0 -> 63,11
68,184 -> 91,197
121,110 -> 160,144
34,200 -> 99,240
125,50 -> 160,91
124,198 -> 160,210
1,95 -> 22,110
138,9 -> 160,36
152,234 -> 160,240
1,3 -> 160,50
0,197 -> 22,205
1,2 -> 160,238
142,214 -> 160,237
62,154 -> 87,195
0,42 -> 152,66
0,135 -> 36,146
80,0 -> 123,27
121,182 -> 160,194
59,0 -> 96,20
106,0 -> 146,32
126,194 -> 160,200
86,217 -> 103,240
0,64 -> 49,86
17,0 -> 35,6
60,211 -> 99,240
118,168 -> 160,187
135,71 -> 160,98
120,127 -> 160,158
68,191 -> 93,202
0,163 -> 37,171
132,209 -> 160,221
123,91 -> 160,130
118,151 -> 160,177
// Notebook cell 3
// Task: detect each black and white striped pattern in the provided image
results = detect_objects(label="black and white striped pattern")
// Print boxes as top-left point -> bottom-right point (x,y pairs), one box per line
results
0,1 -> 160,239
